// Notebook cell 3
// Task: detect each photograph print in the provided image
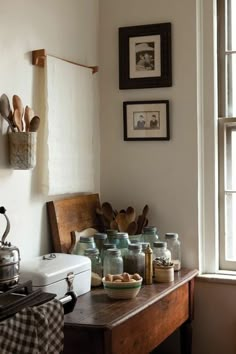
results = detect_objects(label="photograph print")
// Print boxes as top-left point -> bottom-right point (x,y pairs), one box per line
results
123,100 -> 170,141
119,22 -> 172,89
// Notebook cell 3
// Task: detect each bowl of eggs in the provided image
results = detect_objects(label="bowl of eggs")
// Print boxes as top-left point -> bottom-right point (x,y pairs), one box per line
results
102,272 -> 143,299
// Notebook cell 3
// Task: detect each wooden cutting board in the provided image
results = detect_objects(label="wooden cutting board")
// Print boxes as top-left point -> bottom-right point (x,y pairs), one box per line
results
47,193 -> 104,254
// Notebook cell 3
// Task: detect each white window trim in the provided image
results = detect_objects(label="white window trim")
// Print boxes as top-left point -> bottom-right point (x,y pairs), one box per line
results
197,0 -> 220,275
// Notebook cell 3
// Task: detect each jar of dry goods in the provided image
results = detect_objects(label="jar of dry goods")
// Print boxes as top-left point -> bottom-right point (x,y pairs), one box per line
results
84,248 -> 102,277
123,243 -> 145,278
153,241 -> 171,262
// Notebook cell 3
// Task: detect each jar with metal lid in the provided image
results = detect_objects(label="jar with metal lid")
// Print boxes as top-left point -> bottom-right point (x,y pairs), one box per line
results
140,242 -> 150,253
153,241 -> 171,262
123,243 -> 145,278
113,232 -> 130,257
141,226 -> 159,247
73,236 -> 96,256
103,248 -> 123,277
164,233 -> 181,271
94,233 -> 107,255
100,243 -> 116,264
84,248 -> 102,277
106,229 -> 118,243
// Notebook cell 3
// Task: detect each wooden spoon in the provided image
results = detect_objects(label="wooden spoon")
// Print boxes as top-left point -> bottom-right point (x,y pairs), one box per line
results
29,116 -> 40,132
102,202 -> 114,222
136,204 -> 149,234
126,206 -> 136,224
24,105 -> 34,132
13,108 -> 23,131
13,95 -> 24,121
126,221 -> 137,235
115,212 -> 129,232
0,94 -> 15,131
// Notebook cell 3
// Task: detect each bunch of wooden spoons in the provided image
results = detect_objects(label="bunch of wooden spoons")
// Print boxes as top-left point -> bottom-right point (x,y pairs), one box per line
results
96,202 -> 149,235
0,93 -> 40,133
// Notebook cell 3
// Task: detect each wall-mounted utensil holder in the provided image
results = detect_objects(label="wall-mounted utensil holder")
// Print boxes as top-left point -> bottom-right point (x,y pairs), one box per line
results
8,132 -> 37,170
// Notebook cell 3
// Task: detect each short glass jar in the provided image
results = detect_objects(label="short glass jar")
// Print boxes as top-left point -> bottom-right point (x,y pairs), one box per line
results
164,233 -> 181,271
73,236 -> 96,256
141,226 -> 159,247
123,243 -> 145,278
84,248 -> 102,277
153,241 -> 171,262
103,248 -> 123,277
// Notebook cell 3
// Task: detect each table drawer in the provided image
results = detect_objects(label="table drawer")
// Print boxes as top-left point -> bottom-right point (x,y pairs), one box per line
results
109,283 -> 189,354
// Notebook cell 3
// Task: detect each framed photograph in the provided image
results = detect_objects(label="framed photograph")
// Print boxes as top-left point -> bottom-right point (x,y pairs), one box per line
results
119,23 -> 172,89
123,100 -> 170,141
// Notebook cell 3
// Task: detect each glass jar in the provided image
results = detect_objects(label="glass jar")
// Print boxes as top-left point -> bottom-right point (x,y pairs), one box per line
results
106,229 -> 118,243
141,226 -> 159,247
153,241 -> 171,262
94,232 -> 107,255
84,248 -> 102,277
73,236 -> 96,256
100,243 -> 116,264
113,232 -> 130,257
164,233 -> 181,271
140,242 -> 150,253
103,248 -> 123,277
123,243 -> 145,278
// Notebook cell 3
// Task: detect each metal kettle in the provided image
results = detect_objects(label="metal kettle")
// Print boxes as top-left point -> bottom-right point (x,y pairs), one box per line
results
0,207 -> 20,289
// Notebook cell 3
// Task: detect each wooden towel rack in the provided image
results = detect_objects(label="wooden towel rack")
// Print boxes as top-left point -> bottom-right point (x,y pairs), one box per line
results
32,49 -> 98,74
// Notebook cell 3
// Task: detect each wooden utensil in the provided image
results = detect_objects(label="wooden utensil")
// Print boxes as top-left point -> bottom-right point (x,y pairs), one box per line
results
13,108 -> 23,131
24,106 -> 34,132
126,221 -> 137,235
12,95 -> 24,122
102,202 -> 114,222
29,116 -> 40,132
115,212 -> 129,232
136,204 -> 149,234
126,206 -> 136,224
0,94 -> 15,131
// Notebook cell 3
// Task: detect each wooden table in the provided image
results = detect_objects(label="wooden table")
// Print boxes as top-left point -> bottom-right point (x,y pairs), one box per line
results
63,268 -> 198,354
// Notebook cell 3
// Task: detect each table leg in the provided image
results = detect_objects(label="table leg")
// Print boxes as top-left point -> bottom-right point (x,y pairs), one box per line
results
180,320 -> 192,354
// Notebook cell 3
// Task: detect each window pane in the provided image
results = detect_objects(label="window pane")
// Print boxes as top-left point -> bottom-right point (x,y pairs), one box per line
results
225,193 -> 236,260
227,0 -> 236,50
226,54 -> 236,115
226,126 -> 236,189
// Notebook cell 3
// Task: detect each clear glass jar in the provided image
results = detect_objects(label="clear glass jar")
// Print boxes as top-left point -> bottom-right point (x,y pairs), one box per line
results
113,232 -> 130,257
153,241 -> 171,262
123,243 -> 145,278
100,243 -> 117,264
141,226 -> 159,247
84,248 -> 102,277
103,248 -> 123,277
73,236 -> 96,256
94,233 -> 107,255
140,242 -> 150,253
106,229 -> 118,243
164,233 -> 181,271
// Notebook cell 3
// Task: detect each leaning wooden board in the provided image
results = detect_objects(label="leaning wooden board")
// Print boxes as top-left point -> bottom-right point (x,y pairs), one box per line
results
47,194 -> 104,253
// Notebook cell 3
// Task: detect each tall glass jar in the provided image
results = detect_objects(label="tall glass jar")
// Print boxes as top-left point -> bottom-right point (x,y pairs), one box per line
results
141,226 -> 159,247
100,243 -> 116,264
73,236 -> 96,256
113,232 -> 130,257
84,248 -> 102,277
94,233 -> 107,256
106,229 -> 118,244
123,243 -> 145,278
103,248 -> 123,277
164,233 -> 181,271
153,241 -> 171,262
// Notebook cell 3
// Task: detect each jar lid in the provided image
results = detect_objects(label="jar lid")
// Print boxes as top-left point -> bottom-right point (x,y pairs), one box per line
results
106,229 -> 118,236
140,242 -> 150,250
128,243 -> 142,251
94,233 -> 107,240
143,226 -> 157,234
113,232 -> 129,239
165,233 -> 179,240
80,236 -> 95,243
106,248 -> 121,256
84,248 -> 99,256
153,241 -> 167,248
103,243 -> 116,250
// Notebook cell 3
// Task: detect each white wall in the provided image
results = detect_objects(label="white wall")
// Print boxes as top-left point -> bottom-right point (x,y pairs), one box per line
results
99,1 -> 236,354
0,0 -> 100,261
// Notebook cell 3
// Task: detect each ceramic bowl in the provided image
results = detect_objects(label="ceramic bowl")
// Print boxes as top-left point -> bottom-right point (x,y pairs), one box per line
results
102,276 -> 143,300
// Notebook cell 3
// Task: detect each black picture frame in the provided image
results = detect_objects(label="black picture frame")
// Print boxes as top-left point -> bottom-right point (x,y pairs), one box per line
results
123,100 -> 170,141
119,22 -> 172,89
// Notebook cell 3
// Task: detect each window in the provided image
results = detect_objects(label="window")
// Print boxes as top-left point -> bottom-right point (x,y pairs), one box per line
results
218,0 -> 236,270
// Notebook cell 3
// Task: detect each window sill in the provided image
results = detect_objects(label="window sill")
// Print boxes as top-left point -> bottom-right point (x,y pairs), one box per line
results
197,272 -> 236,285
